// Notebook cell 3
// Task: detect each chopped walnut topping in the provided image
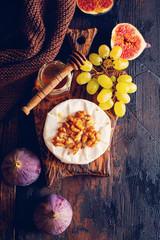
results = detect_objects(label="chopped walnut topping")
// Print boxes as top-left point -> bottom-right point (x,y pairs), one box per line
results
67,115 -> 74,122
63,122 -> 70,129
75,111 -> 86,118
65,137 -> 74,145
71,124 -> 80,133
58,127 -> 66,133
74,119 -> 84,131
58,132 -> 65,138
86,126 -> 95,133
73,143 -> 81,155
82,134 -> 88,144
52,111 -> 101,155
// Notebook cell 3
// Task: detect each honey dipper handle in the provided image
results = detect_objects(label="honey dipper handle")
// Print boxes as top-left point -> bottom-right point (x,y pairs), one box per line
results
21,63 -> 74,115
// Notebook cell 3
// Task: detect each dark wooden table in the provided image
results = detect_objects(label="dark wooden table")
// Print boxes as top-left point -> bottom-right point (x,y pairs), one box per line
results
0,0 -> 160,239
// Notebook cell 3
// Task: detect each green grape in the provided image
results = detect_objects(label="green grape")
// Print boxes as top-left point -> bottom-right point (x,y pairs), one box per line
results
97,89 -> 112,103
89,53 -> 102,66
98,45 -> 110,59
114,101 -> 126,117
80,60 -> 93,71
127,82 -> 137,93
110,76 -> 117,82
117,75 -> 132,83
99,98 -> 114,110
113,58 -> 129,70
115,91 -> 131,104
76,72 -> 91,85
116,82 -> 130,93
98,75 -> 113,89
86,78 -> 99,95
110,46 -> 122,60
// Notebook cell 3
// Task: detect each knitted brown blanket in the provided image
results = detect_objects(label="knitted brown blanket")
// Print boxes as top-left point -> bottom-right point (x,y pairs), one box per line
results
0,0 -> 76,120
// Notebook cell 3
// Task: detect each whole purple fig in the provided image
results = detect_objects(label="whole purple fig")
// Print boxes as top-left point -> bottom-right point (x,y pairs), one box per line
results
34,194 -> 73,235
1,148 -> 41,186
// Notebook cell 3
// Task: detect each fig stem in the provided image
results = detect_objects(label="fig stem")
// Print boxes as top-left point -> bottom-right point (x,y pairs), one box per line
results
15,161 -> 22,168
146,43 -> 151,48
52,212 -> 58,218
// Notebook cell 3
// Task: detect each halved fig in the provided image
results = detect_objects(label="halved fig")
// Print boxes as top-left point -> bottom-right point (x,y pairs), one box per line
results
77,0 -> 114,15
111,23 -> 151,60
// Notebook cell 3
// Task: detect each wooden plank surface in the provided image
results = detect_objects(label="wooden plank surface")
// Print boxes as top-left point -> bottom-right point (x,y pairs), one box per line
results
33,28 -> 119,188
0,0 -> 159,239
0,113 -> 17,240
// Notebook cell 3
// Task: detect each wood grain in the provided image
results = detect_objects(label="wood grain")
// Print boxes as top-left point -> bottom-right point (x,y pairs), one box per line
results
67,28 -> 98,56
1,0 -> 159,239
0,113 -> 17,240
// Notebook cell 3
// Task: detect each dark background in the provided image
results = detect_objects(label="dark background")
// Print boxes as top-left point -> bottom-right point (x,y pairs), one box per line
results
0,0 -> 160,239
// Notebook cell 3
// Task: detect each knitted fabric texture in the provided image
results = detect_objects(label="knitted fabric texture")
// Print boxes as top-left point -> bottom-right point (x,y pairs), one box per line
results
0,0 -> 76,120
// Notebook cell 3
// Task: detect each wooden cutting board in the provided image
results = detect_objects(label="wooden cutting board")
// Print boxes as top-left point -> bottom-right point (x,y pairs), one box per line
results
33,28 -> 119,188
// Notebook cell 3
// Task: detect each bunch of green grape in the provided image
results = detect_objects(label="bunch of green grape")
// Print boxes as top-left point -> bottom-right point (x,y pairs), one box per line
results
76,45 -> 137,117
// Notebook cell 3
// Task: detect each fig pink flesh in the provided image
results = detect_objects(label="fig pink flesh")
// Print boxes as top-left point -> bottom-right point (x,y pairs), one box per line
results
77,0 -> 113,13
111,23 -> 149,60
113,25 -> 142,59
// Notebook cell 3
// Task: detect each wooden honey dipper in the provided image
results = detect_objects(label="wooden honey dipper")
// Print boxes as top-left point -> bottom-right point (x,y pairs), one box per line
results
21,51 -> 86,115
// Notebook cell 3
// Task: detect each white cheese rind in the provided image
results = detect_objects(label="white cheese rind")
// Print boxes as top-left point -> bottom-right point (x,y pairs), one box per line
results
43,99 -> 111,165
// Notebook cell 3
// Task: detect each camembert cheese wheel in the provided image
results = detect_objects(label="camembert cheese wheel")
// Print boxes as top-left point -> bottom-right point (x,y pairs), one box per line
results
43,99 -> 111,165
